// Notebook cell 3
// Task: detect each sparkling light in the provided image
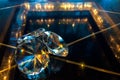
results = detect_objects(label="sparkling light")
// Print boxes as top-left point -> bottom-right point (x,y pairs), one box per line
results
35,3 -> 41,10
24,3 -> 30,10
93,8 -> 98,15
97,16 -> 103,23
44,3 -> 54,10
60,3 -> 75,10
15,28 -> 68,79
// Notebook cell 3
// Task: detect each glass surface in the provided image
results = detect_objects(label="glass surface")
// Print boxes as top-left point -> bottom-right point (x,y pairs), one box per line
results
0,1 -> 120,80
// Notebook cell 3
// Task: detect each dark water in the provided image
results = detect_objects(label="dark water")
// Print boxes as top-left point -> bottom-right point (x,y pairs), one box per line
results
14,11 -> 120,80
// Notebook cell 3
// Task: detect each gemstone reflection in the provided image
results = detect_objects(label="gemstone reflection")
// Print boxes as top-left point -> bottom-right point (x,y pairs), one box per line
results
15,28 -> 68,79
43,31 -> 68,57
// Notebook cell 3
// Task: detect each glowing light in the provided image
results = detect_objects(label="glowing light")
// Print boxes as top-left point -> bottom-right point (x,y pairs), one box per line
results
24,3 -> 30,10
72,23 -> 75,27
16,33 -> 49,79
9,56 -> 12,59
46,19 -> 54,24
83,18 -> 88,22
116,44 -> 120,52
58,22 -> 61,24
59,44 -> 63,48
93,8 -> 98,15
97,16 -> 103,23
41,19 -> 44,23
60,3 -> 75,10
67,23 -> 120,46
47,24 -> 50,27
35,3 -> 41,10
3,76 -> 7,80
44,31 -> 68,57
16,32 -> 18,38
76,18 -> 81,22
81,64 -> 84,67
20,48 -> 25,54
21,15 -> 26,20
84,2 -> 92,8
41,50 -> 46,54
77,3 -> 83,10
19,31 -> 22,37
44,3 -> 54,10
8,59 -> 11,64
89,26 -> 92,30
110,36 -> 114,41
15,28 -> 67,79
23,15 -> 26,20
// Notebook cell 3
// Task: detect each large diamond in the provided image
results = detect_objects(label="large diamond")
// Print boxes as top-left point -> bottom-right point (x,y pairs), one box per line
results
15,28 -> 68,79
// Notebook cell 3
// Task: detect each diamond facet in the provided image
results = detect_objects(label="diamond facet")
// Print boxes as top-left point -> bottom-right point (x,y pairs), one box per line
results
15,28 -> 68,79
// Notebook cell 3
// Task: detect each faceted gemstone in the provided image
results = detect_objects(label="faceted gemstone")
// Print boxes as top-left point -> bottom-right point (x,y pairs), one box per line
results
15,28 -> 68,79
15,29 -> 49,79
43,31 -> 68,57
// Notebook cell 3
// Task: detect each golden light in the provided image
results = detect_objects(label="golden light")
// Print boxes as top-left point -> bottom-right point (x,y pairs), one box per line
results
76,18 -> 81,22
115,54 -> 118,58
47,19 -> 54,24
19,31 -> 22,37
8,59 -> 11,64
80,63 -> 85,69
24,3 -> 30,10
41,19 -> 44,23
44,3 -> 54,10
20,49 -> 25,54
91,32 -> 96,38
60,3 -> 67,10
68,3 -> 75,9
36,19 -> 40,23
9,56 -> 12,59
60,3 -> 75,10
93,8 -> 98,15
59,44 -> 63,48
84,2 -> 92,8
116,44 -> 120,52
21,15 -> 26,20
76,3 -> 83,10
97,16 -> 103,23
110,35 -> 114,41
35,3 -> 41,10
37,54 -> 42,58
83,18 -> 88,22
41,50 -> 46,55
62,50 -> 68,57
23,15 -> 26,20
3,76 -> 7,80
16,32 -> 18,38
